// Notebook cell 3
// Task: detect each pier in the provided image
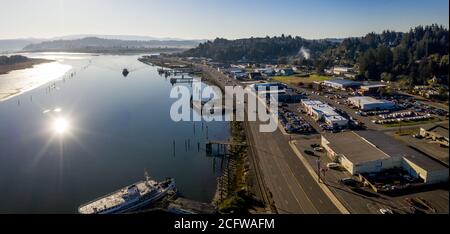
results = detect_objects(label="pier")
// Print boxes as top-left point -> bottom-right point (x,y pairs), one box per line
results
206,140 -> 248,202
156,65 -> 201,77
167,198 -> 217,214
170,77 -> 195,85
205,141 -> 247,156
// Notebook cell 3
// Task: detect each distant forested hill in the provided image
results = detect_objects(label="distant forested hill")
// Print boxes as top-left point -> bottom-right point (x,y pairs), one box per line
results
182,35 -> 338,62
182,25 -> 449,85
0,39 -> 45,52
23,37 -> 202,52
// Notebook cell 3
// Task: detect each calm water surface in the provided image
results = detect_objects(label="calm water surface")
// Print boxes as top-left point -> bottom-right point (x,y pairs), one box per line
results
0,53 -> 229,213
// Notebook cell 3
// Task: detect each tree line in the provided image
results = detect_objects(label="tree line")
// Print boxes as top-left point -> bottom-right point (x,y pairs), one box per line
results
182,25 -> 449,86
182,35 -> 335,63
0,55 -> 30,66
328,24 -> 449,86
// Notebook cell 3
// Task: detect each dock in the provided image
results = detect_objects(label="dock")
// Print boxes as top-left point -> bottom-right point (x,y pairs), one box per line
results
170,77 -> 195,84
167,198 -> 217,214
205,141 -> 247,156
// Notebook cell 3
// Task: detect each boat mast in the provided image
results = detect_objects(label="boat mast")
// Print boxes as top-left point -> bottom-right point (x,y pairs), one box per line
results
144,170 -> 151,185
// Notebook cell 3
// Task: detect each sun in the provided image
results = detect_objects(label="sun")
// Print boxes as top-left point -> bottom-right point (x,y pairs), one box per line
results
53,117 -> 70,134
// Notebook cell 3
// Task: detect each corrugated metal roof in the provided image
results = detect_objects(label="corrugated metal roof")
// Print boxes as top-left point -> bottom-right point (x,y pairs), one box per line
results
324,131 -> 390,164
325,131 -> 448,172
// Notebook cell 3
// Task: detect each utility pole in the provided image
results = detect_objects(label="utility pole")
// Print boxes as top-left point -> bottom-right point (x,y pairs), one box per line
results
317,159 -> 321,183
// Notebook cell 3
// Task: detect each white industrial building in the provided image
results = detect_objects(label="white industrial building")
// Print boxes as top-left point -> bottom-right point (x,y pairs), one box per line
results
323,79 -> 361,90
333,66 -> 354,75
321,131 -> 449,184
301,100 -> 348,128
255,67 -> 275,76
348,96 -> 396,111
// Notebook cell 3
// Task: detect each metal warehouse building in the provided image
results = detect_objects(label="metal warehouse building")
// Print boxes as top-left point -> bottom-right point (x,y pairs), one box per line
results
323,79 -> 361,90
321,131 -> 449,184
348,96 -> 396,111
251,83 -> 302,103
359,84 -> 387,95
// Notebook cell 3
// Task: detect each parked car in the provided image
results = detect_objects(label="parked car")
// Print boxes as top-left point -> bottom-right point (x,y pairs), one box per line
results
314,147 -> 324,152
339,177 -> 357,187
326,163 -> 340,169
412,134 -> 424,139
304,150 -> 315,156
379,208 -> 394,214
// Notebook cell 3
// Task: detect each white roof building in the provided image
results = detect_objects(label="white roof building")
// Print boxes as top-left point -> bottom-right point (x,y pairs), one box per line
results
348,96 -> 396,111
360,84 -> 387,89
323,79 -> 361,90
301,100 -> 348,128
333,66 -> 354,73
322,131 -> 449,184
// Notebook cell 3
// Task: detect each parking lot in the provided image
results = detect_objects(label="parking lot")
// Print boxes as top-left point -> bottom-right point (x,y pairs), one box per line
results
277,100 -> 365,136
278,105 -> 315,134
286,85 -> 449,132
386,129 -> 449,166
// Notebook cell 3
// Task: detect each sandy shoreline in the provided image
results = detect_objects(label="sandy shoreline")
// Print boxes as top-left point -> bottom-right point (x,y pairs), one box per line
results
0,59 -> 72,102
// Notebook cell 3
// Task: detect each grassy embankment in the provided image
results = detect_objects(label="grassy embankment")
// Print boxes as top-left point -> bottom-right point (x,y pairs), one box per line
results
272,74 -> 332,86
394,129 -> 419,136
217,121 -> 264,214
383,118 -> 438,128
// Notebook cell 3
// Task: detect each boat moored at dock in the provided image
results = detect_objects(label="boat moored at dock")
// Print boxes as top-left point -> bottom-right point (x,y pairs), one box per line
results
78,173 -> 176,214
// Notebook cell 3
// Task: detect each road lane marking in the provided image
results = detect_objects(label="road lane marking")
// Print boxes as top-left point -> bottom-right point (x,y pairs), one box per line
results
289,140 -> 350,214
271,143 -> 319,214
249,121 -> 301,213
257,131 -> 309,213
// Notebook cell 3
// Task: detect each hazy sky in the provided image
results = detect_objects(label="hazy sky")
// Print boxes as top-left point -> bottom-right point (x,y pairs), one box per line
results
0,0 -> 448,40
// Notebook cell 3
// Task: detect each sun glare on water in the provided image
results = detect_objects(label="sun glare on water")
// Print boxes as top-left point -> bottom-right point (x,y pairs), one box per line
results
53,117 -> 70,134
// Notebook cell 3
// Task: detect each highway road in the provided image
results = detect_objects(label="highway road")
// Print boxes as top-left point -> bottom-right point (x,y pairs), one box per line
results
246,118 -> 340,214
